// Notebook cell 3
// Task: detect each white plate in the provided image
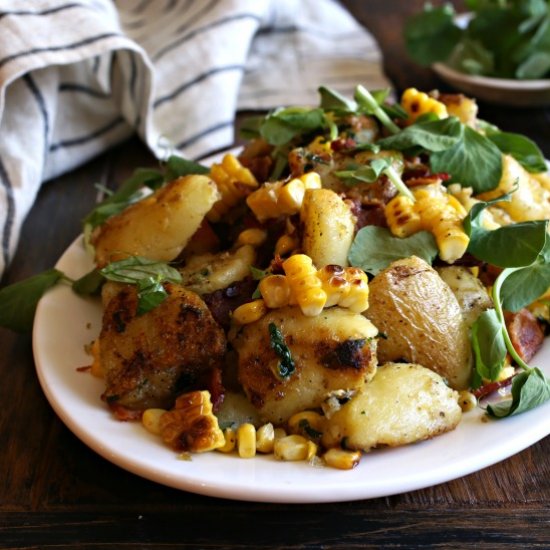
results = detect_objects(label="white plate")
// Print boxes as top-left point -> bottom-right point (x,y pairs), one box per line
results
433,62 -> 550,107
32,236 -> 550,503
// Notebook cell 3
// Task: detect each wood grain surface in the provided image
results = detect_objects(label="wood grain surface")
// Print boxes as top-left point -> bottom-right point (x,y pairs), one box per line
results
1,1 -> 549,548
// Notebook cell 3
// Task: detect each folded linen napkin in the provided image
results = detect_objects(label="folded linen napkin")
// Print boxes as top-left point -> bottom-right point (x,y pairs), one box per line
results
0,0 -> 390,277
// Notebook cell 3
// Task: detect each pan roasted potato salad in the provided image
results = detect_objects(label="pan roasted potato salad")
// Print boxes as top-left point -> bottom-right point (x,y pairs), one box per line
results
3,85 -> 550,469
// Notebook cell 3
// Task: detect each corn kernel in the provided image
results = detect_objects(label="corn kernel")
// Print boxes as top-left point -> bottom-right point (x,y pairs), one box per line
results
283,254 -> 327,317
385,195 -> 422,238
236,228 -> 267,247
256,423 -> 275,453
287,411 -> 325,439
273,434 -> 312,461
89,338 -> 104,378
237,423 -> 257,458
275,234 -> 299,257
402,88 -> 448,123
259,275 -> 291,309
142,408 -> 167,436
323,448 -> 362,470
457,391 -> 477,412
232,299 -> 268,324
216,427 -> 237,453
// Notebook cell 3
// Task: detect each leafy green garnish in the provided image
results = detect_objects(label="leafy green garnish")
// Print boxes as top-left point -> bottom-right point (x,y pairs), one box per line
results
0,268 -> 64,332
100,257 -> 182,315
268,322 -> 295,378
405,1 -> 550,79
484,130 -> 547,173
348,227 -> 438,276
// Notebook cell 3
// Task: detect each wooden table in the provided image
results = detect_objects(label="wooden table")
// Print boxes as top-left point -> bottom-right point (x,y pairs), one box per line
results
1,1 -> 549,548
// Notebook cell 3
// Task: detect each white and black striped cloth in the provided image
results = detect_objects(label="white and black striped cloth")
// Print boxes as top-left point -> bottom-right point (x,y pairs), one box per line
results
0,0 -> 390,277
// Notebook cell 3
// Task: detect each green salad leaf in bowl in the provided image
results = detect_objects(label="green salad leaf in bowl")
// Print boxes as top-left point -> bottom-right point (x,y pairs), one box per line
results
405,1 -> 550,80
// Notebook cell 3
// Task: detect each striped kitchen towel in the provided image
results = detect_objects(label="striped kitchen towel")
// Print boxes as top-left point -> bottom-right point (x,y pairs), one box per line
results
0,0 -> 390,277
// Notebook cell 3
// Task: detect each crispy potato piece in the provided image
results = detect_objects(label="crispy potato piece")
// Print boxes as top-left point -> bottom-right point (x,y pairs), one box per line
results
300,188 -> 355,268
178,245 -> 255,295
233,306 -> 378,424
322,362 -> 462,451
100,282 -> 226,410
93,175 -> 220,267
365,256 -> 472,389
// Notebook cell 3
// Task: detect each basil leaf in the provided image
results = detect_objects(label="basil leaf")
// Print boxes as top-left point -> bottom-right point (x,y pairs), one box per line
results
487,368 -> 550,418
72,268 -> 105,296
471,309 -> 508,385
0,268 -> 64,332
268,322 -> 295,378
486,130 -> 547,173
164,155 -> 209,180
348,227 -> 438,276
430,125 -> 503,192
136,278 -> 169,315
377,117 -> 463,153
318,86 -> 357,113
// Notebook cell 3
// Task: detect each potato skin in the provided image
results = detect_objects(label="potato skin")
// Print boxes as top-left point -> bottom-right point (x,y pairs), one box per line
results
100,282 -> 226,410
233,306 -> 378,424
322,362 -> 462,451
93,175 -> 220,267
300,188 -> 355,268
365,256 -> 472,389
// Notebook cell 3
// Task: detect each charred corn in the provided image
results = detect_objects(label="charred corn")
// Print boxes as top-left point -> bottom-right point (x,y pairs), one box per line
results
317,265 -> 369,313
232,299 -> 268,325
401,88 -> 448,123
283,254 -> 327,316
207,154 -> 258,222
246,172 -> 322,222
384,194 -> 422,237
323,448 -> 361,470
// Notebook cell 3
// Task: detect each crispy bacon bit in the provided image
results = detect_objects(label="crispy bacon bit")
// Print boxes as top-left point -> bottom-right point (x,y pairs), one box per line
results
504,308 -> 545,363
473,374 -> 515,400
330,137 -> 356,152
76,365 -> 92,372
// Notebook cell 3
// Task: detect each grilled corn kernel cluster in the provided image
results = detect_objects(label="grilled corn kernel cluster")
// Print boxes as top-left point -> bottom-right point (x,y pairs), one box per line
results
207,154 -> 258,222
246,172 -> 322,222
234,254 -> 370,324
401,88 -> 448,123
385,184 -> 470,263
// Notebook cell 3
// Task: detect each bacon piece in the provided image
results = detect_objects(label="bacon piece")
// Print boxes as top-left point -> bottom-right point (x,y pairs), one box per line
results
504,308 -> 545,363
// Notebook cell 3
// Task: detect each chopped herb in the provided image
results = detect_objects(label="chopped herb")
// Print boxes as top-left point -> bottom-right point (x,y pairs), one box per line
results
268,322 -> 295,378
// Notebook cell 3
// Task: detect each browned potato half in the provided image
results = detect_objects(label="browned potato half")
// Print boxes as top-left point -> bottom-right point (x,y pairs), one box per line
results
93,175 -> 220,267
365,256 -> 472,389
100,282 -> 226,411
300,188 -> 355,268
233,306 -> 378,424
322,362 -> 462,451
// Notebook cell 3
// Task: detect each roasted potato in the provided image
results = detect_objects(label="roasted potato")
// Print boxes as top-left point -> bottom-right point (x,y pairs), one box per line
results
233,306 -> 378,424
178,245 -> 255,295
365,256 -> 472,389
322,362 -> 462,451
300,188 -> 355,268
93,175 -> 220,267
100,282 -> 226,410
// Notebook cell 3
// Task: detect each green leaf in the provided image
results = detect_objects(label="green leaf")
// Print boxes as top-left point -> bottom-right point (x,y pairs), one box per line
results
260,107 -> 326,146
487,368 -> 550,418
404,4 -> 463,66
348,227 -> 438,276
163,155 -> 209,180
430,125 -> 503,192
377,117 -> 463,153
71,268 -> 105,296
335,158 -> 392,185
100,257 -> 182,315
485,130 -> 547,173
318,86 -> 357,112
268,322 -> 295,378
471,309 -> 508,384
500,259 -> 550,312
0,269 -> 64,332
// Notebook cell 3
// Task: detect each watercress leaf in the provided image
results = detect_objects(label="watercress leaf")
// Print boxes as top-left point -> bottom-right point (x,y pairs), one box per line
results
250,266 -> 268,280
500,260 -> 550,312
447,37 -> 495,75
0,268 -> 64,332
335,158 -> 392,186
487,367 -> 550,418
348,227 -> 438,276
164,155 -> 208,181
466,216 -> 548,267
318,86 -> 357,112
485,130 -> 547,173
516,50 -> 550,79
471,309 -> 508,384
404,4 -> 463,66
430,125 -> 503,192
377,117 -> 463,153
259,108 -> 326,146
72,268 -> 105,296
